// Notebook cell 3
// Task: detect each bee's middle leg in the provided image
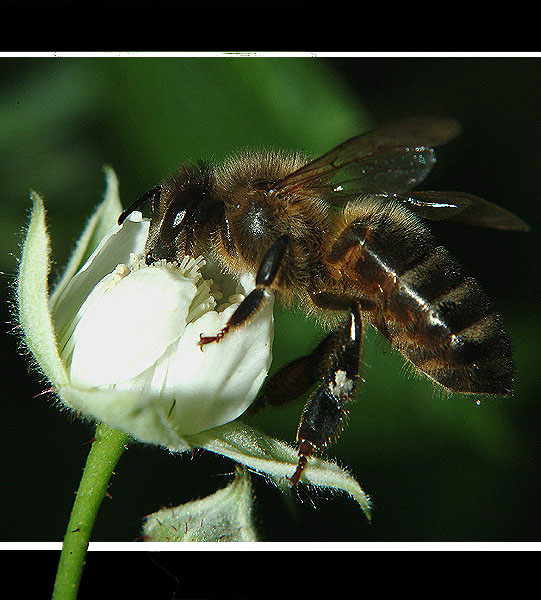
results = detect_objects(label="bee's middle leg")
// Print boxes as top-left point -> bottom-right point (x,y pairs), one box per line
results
198,235 -> 288,347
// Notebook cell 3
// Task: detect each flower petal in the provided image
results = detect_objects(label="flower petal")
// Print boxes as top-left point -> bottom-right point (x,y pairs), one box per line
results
161,296 -> 274,435
187,420 -> 372,519
142,467 -> 258,542
63,288 -> 273,442
17,192 -> 69,388
51,213 -> 150,346
68,265 -> 198,387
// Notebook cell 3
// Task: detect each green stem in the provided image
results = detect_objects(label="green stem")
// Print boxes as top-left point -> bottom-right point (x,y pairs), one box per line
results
51,423 -> 129,600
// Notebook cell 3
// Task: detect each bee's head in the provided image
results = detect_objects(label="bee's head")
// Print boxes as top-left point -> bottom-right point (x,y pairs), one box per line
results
146,162 -> 216,264
116,162 -> 220,265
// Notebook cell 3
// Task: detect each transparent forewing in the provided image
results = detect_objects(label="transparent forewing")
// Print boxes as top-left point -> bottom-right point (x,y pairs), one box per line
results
275,117 -> 461,198
332,146 -> 436,193
277,146 -> 438,199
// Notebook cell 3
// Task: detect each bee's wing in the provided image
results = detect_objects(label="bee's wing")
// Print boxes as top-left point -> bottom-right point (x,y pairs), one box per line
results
274,117 -> 528,232
383,190 -> 474,220
400,191 -> 530,231
274,117 -> 461,196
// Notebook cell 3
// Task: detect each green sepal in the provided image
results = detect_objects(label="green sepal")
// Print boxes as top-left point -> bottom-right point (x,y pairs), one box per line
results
17,191 -> 69,388
143,467 -> 258,542
188,421 -> 372,520
49,166 -> 122,308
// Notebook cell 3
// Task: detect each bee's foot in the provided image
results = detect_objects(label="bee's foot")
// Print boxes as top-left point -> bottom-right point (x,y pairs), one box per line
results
198,326 -> 230,349
287,440 -> 314,485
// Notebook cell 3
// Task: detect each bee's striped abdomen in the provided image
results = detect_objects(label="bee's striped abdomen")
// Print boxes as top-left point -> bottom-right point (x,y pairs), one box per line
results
328,199 -> 515,395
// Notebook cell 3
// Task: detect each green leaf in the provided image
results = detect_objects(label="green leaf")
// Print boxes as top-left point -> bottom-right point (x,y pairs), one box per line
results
188,421 -> 372,520
143,467 -> 258,542
16,192 -> 69,388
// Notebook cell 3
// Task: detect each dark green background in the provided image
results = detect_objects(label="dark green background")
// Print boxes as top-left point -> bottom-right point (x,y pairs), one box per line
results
1,57 -> 539,542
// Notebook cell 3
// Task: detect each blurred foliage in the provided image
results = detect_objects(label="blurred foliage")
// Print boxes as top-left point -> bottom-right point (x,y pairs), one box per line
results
2,57 -> 540,543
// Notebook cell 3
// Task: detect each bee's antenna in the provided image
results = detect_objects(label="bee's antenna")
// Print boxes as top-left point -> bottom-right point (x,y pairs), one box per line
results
117,184 -> 162,225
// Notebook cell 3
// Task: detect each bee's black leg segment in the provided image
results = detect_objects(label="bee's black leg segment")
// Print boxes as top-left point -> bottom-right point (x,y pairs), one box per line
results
117,184 -> 162,225
199,236 -> 289,347
247,331 -> 339,414
199,288 -> 267,346
290,300 -> 364,485
255,235 -> 289,286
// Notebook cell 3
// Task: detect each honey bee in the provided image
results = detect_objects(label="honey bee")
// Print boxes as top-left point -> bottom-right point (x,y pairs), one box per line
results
118,118 -> 529,484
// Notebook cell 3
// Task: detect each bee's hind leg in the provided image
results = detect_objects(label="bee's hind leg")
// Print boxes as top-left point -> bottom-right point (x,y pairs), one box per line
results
251,292 -> 368,485
289,296 -> 365,485
247,329 -> 341,415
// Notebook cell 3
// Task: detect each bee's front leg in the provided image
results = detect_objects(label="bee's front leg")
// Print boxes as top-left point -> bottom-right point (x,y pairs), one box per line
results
198,235 -> 289,347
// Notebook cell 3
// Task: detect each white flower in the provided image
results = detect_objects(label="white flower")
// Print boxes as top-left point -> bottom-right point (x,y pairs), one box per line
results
20,168 -> 273,449
16,167 -> 371,518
